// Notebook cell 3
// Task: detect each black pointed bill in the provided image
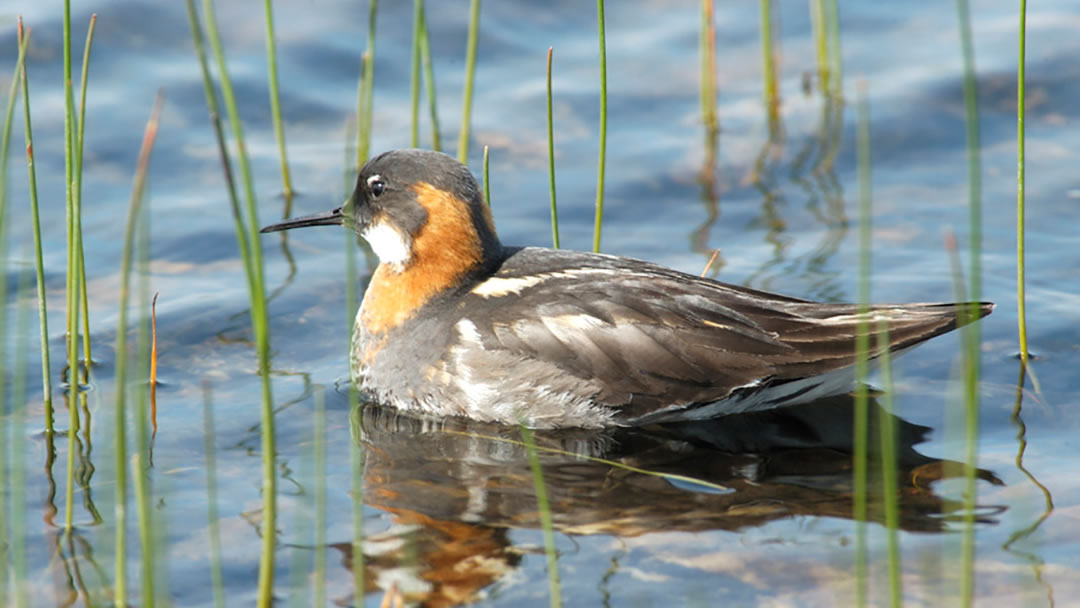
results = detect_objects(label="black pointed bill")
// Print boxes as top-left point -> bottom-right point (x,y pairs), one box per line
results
260,207 -> 345,233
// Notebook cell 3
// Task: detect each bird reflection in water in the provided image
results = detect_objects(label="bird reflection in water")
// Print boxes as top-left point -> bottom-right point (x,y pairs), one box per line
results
329,395 -> 1003,606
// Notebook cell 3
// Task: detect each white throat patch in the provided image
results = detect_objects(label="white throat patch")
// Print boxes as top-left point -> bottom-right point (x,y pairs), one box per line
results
362,222 -> 411,269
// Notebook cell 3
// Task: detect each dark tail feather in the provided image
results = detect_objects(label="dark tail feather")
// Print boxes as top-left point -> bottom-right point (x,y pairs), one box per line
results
952,301 -> 995,327
882,301 -> 993,354
773,301 -> 994,380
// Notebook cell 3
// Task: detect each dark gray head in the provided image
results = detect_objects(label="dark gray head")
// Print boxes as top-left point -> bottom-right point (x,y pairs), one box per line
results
261,149 -> 502,271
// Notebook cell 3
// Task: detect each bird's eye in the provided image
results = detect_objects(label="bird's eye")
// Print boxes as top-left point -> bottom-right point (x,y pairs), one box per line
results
367,174 -> 386,197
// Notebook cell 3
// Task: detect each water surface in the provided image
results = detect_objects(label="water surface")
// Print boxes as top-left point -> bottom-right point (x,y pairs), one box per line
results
2,0 -> 1078,605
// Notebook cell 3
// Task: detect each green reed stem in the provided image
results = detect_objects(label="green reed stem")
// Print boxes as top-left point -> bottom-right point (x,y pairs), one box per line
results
11,256 -> 32,608
962,309 -> 983,592
342,114 -> 366,607
759,0 -> 778,114
824,0 -> 843,98
16,24 -> 52,431
410,0 -> 423,148
1016,0 -> 1028,365
348,406 -> 366,604
313,390 -> 327,608
62,0 -> 83,542
520,425 -> 562,608
132,177 -> 158,606
875,322 -> 902,608
287,461 -> 311,608
63,5 -> 73,359
199,381 -> 227,608
200,1 -> 278,602
184,0 -> 255,304
809,0 -> 828,93
358,0 -> 378,167
957,2 -> 985,604
113,93 -> 163,608
263,0 -> 293,196
75,16 -> 97,378
482,145 -> 490,205
343,79 -> 366,608
593,0 -> 607,253
345,115 -> 355,194
69,25 -> 99,583
343,118 -> 361,320
355,57 -> 367,170
956,0 -> 983,340
852,80 -> 871,608
419,9 -> 441,152
700,0 -> 718,171
546,47 -> 560,248
944,231 -> 979,608
456,0 -> 480,162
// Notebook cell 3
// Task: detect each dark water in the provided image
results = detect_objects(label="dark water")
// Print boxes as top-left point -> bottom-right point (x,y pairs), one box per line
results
2,0 -> 1079,605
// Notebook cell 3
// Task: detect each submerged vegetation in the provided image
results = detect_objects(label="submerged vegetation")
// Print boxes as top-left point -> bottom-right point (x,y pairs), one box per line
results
0,1 -> 1049,606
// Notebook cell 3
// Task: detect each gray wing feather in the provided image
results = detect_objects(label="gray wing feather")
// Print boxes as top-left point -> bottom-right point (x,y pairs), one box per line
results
465,248 -> 990,421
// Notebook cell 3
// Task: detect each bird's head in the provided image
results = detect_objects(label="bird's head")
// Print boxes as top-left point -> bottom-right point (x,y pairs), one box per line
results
261,149 -> 502,273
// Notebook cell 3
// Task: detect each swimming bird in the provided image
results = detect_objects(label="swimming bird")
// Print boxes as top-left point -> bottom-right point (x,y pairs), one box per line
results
261,149 -> 992,428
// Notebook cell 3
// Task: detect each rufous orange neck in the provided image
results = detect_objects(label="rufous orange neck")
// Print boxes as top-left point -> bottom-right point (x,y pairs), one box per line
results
359,182 -> 489,334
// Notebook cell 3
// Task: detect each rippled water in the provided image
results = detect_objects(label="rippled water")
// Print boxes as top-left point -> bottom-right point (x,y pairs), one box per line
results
2,0 -> 1079,606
